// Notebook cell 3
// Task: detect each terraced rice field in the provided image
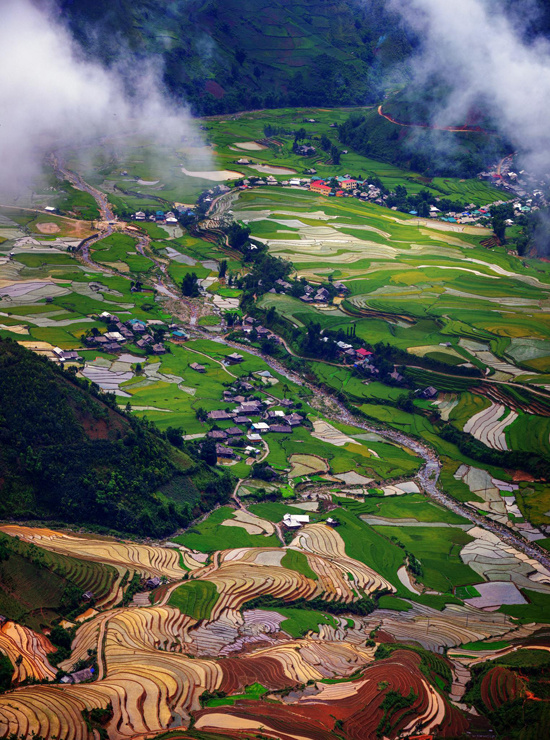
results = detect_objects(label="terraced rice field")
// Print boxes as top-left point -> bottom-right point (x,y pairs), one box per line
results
0,509 -> 543,740
0,622 -> 56,683
0,525 -> 187,580
463,402 -> 517,450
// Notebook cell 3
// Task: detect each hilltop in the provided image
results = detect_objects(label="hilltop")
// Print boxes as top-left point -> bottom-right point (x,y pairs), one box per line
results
0,338 -> 229,537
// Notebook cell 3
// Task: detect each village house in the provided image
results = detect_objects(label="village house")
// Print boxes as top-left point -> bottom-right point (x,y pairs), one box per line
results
216,444 -> 236,459
295,144 -> 316,156
104,331 -> 126,343
421,386 -> 438,399
234,416 -> 251,425
53,347 -> 82,363
151,343 -> 166,355
225,426 -> 243,437
60,667 -> 95,685
146,576 -> 161,589
269,425 -> 291,434
252,422 -> 270,433
236,401 -> 263,415
356,348 -> 372,361
314,288 -> 330,303
275,278 -> 292,291
226,353 -> 244,364
103,342 -> 122,353
207,430 -> 228,440
190,362 -> 206,373
208,410 -> 233,421
287,413 -> 304,427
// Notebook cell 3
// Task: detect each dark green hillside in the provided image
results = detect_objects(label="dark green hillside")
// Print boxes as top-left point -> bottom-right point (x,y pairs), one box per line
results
338,105 -> 509,178
59,0 -> 411,114
0,339 -> 229,537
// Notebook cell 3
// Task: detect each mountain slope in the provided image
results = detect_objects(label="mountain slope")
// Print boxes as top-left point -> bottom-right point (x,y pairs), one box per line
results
58,0 -> 412,114
0,338 -> 229,536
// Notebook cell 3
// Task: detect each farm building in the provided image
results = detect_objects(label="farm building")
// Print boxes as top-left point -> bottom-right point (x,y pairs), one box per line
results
283,513 -> 310,528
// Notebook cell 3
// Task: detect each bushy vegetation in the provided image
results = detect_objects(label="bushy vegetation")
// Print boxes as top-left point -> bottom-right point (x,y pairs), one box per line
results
0,653 -> 13,693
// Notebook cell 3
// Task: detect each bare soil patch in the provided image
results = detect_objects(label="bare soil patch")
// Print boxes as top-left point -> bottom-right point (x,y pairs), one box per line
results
36,222 -> 60,234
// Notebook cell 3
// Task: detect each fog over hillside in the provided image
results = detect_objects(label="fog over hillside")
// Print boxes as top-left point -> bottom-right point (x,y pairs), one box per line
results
390,0 -> 550,176
0,0 -> 205,194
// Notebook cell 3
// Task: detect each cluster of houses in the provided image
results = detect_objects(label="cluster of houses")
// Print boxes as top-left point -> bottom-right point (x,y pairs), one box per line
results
132,205 -> 196,225
481,158 -> 549,208
81,313 -> 189,356
202,376 -> 305,461
264,278 -> 349,306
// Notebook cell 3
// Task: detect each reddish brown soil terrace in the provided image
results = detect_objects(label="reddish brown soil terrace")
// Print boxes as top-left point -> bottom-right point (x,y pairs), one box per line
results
196,650 -> 469,740
219,655 -> 294,695
480,666 -> 526,712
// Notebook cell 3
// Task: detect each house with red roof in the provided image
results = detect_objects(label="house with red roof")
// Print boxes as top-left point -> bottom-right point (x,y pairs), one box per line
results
310,180 -> 331,195
356,348 -> 373,359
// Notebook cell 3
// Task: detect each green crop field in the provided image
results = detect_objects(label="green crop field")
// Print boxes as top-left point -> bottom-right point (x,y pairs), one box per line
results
168,580 -> 219,620
335,493 -> 469,525
372,525 -> 479,593
171,507 -> 281,552
281,548 -> 318,581
267,607 -> 338,639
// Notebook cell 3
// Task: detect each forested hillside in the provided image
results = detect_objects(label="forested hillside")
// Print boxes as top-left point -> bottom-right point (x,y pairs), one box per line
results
58,0 -> 412,114
0,339 -> 229,536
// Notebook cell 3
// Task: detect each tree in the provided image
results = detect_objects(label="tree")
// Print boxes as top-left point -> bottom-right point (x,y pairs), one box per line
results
181,272 -> 199,297
200,438 -> 217,466
219,259 -> 228,279
195,407 -> 208,422
331,145 -> 341,165
235,49 -> 247,65
492,215 -> 506,244
165,426 -> 183,448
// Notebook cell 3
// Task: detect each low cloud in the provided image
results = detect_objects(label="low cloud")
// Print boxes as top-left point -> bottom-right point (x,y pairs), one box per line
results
390,0 -> 550,177
0,0 -> 205,195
